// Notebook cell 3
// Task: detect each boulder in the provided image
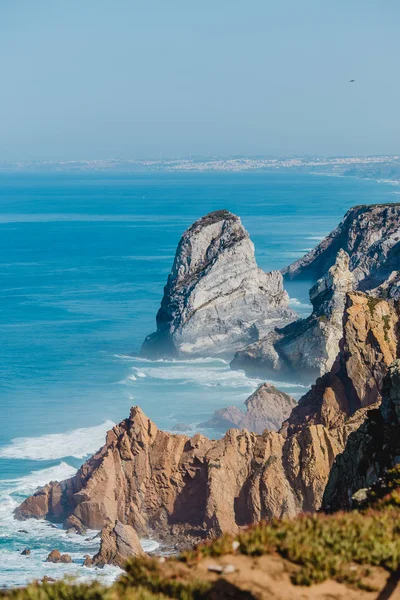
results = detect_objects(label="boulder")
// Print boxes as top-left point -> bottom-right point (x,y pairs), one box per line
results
64,515 -> 87,535
92,520 -> 145,567
201,383 -> 296,434
45,549 -> 73,564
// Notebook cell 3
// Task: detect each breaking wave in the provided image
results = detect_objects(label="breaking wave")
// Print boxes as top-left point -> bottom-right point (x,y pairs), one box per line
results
0,421 -> 115,461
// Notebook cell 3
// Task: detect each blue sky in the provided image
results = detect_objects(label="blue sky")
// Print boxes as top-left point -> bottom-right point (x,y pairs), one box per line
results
0,0 -> 399,160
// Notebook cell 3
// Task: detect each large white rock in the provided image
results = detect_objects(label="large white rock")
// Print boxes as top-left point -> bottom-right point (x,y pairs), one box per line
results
141,210 -> 296,358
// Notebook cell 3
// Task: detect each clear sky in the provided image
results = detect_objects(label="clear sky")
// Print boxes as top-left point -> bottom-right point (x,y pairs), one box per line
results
1,0 -> 399,160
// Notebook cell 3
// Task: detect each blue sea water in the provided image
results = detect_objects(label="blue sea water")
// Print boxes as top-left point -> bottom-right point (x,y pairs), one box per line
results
0,170 -> 397,587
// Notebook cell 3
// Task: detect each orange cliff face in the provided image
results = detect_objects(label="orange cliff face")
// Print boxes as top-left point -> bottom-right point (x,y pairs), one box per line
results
284,292 -> 400,434
14,405 -> 342,536
14,292 -> 400,550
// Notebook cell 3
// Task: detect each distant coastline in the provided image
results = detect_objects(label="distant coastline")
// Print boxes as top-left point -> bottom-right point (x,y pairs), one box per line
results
1,154 -> 400,184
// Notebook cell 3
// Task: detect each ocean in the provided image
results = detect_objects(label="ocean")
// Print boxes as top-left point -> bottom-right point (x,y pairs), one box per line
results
0,170 -> 397,587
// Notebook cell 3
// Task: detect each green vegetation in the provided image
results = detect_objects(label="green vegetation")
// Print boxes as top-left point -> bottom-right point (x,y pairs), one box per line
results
120,561 -> 211,600
182,467 -> 400,588
2,469 -> 400,599
383,314 -> 391,342
367,296 -> 382,316
0,581 -> 168,600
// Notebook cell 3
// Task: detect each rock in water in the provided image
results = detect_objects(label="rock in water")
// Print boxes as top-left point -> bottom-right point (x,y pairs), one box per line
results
45,550 -> 73,564
201,382 -> 297,434
283,203 -> 400,290
141,210 -> 296,358
232,250 -> 354,381
92,520 -> 144,567
15,295 -> 400,552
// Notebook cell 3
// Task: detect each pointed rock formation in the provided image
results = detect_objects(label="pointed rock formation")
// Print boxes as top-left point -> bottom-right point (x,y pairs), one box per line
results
14,406 -> 343,538
283,203 -> 400,290
15,293 -> 400,558
231,250 -> 354,381
91,520 -> 145,567
201,382 -> 297,434
141,210 -> 296,359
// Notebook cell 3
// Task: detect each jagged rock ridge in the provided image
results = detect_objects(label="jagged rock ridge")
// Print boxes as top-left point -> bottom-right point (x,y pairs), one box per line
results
141,210 -> 296,359
14,405 -> 342,537
232,250 -> 354,381
16,293 -> 399,545
283,203 -> 400,290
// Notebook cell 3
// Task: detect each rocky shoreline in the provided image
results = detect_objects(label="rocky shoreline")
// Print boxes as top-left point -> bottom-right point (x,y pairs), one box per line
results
15,291 -> 400,560
12,203 -> 400,578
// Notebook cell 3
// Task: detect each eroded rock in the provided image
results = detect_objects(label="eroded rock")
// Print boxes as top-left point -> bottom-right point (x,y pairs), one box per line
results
231,250 -> 354,381
45,549 -> 73,564
285,292 -> 400,434
92,520 -> 145,567
201,383 -> 296,434
283,203 -> 400,290
15,294 -> 400,557
141,210 -> 296,359
323,359 -> 400,512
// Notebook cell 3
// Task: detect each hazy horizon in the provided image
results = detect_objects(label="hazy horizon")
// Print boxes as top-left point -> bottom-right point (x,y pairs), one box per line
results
1,0 -> 399,161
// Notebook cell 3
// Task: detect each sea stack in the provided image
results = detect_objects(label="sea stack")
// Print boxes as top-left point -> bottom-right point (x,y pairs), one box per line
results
141,210 -> 296,358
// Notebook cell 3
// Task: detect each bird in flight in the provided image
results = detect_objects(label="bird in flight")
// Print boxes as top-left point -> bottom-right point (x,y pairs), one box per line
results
349,79 -> 356,83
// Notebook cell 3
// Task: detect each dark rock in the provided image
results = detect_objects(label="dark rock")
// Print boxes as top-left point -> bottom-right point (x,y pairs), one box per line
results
83,554 -> 93,568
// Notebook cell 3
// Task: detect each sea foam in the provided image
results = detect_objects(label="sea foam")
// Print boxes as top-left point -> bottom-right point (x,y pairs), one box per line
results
0,420 -> 114,461
0,462 -> 157,587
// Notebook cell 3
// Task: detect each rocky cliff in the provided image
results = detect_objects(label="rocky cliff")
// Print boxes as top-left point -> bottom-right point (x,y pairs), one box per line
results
15,405 -> 345,538
15,292 -> 400,561
231,250 -> 354,381
201,382 -> 297,434
285,292 -> 400,434
283,203 -> 400,290
323,359 -> 400,512
17,287 -> 396,540
141,210 -> 296,359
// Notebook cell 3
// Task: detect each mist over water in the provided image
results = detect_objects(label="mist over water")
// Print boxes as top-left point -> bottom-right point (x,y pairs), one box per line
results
0,171 -> 396,586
